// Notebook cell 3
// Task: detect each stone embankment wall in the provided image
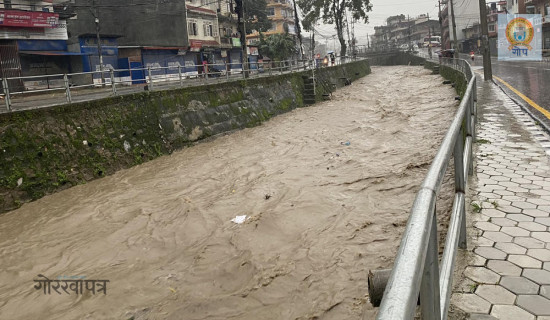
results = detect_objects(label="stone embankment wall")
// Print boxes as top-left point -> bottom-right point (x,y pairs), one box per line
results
0,60 -> 371,212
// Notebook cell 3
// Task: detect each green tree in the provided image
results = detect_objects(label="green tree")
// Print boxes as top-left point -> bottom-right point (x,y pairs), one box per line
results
298,0 -> 373,57
244,0 -> 271,34
259,33 -> 297,61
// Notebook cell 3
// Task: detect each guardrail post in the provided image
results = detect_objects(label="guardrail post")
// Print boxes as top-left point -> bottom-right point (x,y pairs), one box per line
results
2,78 -> 11,111
147,67 -> 154,91
419,210 -> 441,320
225,62 -> 229,81
110,69 -> 117,95
467,90 -> 475,176
454,126 -> 467,249
63,74 -> 72,103
178,65 -> 183,87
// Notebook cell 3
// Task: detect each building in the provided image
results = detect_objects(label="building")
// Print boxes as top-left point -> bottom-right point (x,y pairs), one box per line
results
371,14 -> 439,50
66,0 -> 191,84
410,14 -> 440,47
486,1 -> 507,55
508,0 -> 526,14
440,0 -> 481,52
185,0 -> 222,76
525,0 -> 550,53
248,0 -> 296,44
216,0 -> 243,73
0,0 -> 72,91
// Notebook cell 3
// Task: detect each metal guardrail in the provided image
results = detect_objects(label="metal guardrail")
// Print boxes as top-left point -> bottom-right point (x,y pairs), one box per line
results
0,56 -> 359,113
376,57 -> 477,319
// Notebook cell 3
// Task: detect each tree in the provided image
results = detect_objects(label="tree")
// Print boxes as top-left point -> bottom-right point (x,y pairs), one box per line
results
298,0 -> 372,57
259,33 -> 297,61
243,0 -> 271,34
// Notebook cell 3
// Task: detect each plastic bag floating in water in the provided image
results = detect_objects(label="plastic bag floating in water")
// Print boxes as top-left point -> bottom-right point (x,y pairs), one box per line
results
231,215 -> 247,224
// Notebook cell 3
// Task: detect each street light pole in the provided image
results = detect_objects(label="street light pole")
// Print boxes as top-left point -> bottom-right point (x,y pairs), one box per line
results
93,0 -> 105,86
478,0 -> 493,81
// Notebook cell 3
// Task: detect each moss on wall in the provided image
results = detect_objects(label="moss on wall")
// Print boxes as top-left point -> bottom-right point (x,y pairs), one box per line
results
0,60 -> 371,213
439,65 -> 468,97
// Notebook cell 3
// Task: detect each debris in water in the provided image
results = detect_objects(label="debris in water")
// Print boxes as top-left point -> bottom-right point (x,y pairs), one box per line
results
231,215 -> 247,224
82,140 -> 88,145
169,287 -> 177,293
17,178 -> 23,187
341,141 -> 351,146
265,194 -> 272,200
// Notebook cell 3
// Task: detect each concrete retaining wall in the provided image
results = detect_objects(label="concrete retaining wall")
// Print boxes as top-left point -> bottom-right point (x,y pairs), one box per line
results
0,60 -> 371,213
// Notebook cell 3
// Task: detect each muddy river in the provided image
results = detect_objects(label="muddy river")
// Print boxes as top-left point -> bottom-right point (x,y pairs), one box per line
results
0,66 -> 457,320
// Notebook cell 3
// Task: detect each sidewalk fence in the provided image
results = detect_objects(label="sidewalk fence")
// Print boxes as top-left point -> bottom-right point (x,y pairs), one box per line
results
0,56 -> 358,113
374,57 -> 477,319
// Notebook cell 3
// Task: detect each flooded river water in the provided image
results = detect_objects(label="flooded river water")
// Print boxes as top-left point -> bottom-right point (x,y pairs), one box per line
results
0,66 -> 457,320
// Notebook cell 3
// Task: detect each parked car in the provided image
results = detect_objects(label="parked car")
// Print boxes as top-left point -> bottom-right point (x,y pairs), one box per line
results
437,49 -> 455,59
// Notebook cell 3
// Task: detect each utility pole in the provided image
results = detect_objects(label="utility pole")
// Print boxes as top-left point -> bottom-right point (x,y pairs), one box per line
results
92,0 -> 105,86
236,0 -> 249,78
292,0 -> 303,59
450,0 -> 459,52
407,15 -> 411,51
438,0 -> 444,47
478,0 -> 493,80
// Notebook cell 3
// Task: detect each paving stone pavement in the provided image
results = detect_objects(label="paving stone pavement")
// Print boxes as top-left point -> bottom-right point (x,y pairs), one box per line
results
450,76 -> 550,319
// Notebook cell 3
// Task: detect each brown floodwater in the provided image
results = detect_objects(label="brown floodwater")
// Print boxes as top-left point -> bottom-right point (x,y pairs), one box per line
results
0,66 -> 457,320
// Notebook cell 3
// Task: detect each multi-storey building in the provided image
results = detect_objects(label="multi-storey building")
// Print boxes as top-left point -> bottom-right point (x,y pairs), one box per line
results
216,0 -> 242,72
66,0 -> 191,83
247,0 -> 296,45
440,0 -> 481,52
186,0 -> 221,74
371,15 -> 439,49
525,0 -> 550,52
507,0 -> 526,14
0,0 -> 69,90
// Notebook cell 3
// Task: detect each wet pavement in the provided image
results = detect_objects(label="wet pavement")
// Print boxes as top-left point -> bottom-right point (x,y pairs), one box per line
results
449,73 -> 550,319
0,66 -> 458,320
465,54 -> 550,130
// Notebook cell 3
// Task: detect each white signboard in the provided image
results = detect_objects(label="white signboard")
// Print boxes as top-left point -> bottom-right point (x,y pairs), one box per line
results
0,20 -> 67,40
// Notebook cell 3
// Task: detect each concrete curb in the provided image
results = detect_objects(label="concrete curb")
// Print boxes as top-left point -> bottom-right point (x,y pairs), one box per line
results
492,79 -> 550,136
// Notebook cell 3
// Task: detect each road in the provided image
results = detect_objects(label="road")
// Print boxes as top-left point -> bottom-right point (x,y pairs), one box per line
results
0,66 -> 458,320
463,52 -> 550,129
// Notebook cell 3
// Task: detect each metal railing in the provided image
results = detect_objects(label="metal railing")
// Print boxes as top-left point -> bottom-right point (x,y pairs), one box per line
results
0,56 -> 360,113
376,57 -> 477,319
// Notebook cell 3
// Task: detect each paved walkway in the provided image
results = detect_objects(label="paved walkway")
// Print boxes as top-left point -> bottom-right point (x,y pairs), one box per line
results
450,75 -> 550,319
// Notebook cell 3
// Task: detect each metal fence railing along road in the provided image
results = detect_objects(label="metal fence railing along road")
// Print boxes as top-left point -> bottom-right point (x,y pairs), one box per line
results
0,56 -> 359,113
374,58 -> 477,320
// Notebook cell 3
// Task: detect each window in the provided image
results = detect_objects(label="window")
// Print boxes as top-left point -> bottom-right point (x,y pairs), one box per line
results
188,19 -> 198,36
203,22 -> 218,37
4,0 -> 11,9
268,8 -> 275,16
489,24 -> 495,32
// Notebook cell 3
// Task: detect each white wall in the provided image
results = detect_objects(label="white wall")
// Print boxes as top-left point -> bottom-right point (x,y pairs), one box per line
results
450,0 -> 481,41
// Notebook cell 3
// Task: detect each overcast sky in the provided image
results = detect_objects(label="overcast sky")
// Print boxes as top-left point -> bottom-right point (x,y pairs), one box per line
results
310,0 -> 443,50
